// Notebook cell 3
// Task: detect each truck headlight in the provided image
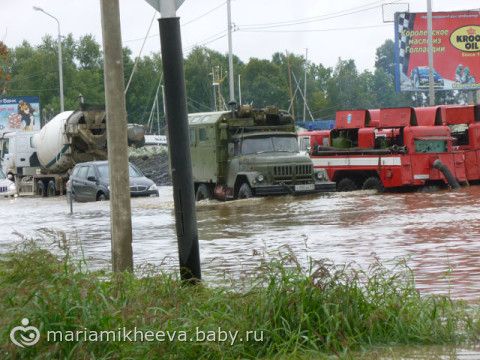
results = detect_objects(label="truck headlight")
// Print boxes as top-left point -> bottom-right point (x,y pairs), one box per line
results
315,169 -> 328,181
148,184 -> 158,191
256,174 -> 264,183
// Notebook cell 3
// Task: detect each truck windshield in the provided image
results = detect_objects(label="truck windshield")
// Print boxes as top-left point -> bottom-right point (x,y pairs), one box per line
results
97,164 -> 143,179
241,136 -> 299,155
1,138 -> 8,156
414,139 -> 447,153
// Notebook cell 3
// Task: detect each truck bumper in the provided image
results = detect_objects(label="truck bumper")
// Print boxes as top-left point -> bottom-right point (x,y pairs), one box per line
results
254,181 -> 336,196
314,181 -> 336,192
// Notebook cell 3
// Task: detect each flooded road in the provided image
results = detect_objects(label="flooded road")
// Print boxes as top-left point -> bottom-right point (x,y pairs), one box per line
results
1,186 -> 480,300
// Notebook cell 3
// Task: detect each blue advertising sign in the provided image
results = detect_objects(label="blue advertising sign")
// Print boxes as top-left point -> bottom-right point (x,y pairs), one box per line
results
0,96 -> 40,133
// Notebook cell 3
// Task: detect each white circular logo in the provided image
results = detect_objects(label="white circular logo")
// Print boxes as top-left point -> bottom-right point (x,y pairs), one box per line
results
10,318 -> 40,348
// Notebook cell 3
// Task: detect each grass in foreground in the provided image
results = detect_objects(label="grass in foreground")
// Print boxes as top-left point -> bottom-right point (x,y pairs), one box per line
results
0,240 -> 478,359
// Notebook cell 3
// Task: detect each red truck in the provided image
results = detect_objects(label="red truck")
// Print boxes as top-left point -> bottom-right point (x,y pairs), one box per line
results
299,107 -> 466,191
415,105 -> 480,182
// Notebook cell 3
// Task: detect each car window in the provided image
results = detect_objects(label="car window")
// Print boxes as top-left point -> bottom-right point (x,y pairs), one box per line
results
87,166 -> 96,180
77,166 -> 89,179
88,163 -> 143,178
71,166 -> 80,177
128,164 -> 143,177
97,164 -> 109,179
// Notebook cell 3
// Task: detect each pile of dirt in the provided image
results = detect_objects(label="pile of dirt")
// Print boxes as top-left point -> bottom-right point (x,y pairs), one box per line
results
129,146 -> 171,186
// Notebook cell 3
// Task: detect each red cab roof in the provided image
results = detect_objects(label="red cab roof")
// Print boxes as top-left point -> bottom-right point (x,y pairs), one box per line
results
415,106 -> 444,126
443,105 -> 476,125
368,109 -> 380,128
335,109 -> 375,129
379,107 -> 417,128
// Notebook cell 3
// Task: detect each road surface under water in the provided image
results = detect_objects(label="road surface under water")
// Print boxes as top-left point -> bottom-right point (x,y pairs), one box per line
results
1,186 -> 480,301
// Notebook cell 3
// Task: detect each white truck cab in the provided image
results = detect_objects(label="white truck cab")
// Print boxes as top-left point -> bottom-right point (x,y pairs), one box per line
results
0,131 -> 39,178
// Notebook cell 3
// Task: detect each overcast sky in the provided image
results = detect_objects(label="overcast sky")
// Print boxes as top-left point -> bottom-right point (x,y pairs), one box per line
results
1,0 -> 477,71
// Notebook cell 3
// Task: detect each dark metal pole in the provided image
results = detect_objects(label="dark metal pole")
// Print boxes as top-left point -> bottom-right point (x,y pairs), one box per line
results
159,17 -> 201,282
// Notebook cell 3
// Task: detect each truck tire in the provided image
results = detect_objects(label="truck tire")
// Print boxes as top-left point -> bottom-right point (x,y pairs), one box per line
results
195,184 -> 212,201
97,192 -> 107,201
336,178 -> 357,192
237,183 -> 253,199
47,180 -> 56,197
362,177 -> 384,192
37,180 -> 46,197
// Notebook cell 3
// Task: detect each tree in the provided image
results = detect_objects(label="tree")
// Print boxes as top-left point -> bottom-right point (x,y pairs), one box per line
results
375,39 -> 395,78
241,58 -> 288,109
326,59 -> 362,115
373,40 -> 413,108
76,35 -> 102,70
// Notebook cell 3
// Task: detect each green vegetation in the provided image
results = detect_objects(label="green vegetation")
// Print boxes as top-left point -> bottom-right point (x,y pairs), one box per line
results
0,240 -> 478,359
2,35 -> 438,127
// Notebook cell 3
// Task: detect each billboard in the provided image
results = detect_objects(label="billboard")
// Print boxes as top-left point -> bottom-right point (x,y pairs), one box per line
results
395,11 -> 480,92
0,96 -> 40,133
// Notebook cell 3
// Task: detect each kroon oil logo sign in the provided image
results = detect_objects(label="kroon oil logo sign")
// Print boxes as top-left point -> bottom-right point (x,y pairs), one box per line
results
450,25 -> 480,52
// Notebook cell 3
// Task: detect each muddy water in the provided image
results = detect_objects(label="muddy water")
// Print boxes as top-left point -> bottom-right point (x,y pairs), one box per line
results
1,187 -> 480,301
359,345 -> 480,359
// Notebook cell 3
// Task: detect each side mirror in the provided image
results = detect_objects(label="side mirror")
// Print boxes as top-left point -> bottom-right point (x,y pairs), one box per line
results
87,176 -> 97,182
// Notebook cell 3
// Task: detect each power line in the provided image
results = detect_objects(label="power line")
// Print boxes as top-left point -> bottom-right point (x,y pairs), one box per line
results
238,0 -> 402,30
184,30 -> 227,52
125,10 -> 157,95
182,1 -> 226,27
187,96 -> 212,111
123,2 -> 226,44
238,23 -> 391,33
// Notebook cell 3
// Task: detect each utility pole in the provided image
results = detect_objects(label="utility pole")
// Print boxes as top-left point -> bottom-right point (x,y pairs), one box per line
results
227,0 -> 235,103
238,74 -> 242,105
145,0 -> 201,282
156,86 -> 160,134
286,51 -> 295,118
212,66 -> 226,111
303,48 -> 308,121
427,0 -> 435,106
100,0 -> 133,272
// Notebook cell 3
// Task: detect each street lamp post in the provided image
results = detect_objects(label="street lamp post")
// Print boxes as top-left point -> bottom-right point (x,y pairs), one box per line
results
33,6 -> 64,112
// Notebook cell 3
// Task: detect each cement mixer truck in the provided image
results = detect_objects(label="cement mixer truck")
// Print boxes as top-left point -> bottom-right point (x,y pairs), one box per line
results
0,104 -> 145,196
1,105 -> 108,196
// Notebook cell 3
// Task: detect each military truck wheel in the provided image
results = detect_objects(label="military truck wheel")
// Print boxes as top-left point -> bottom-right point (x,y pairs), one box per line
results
237,183 -> 253,199
362,177 -> 384,192
47,180 -> 56,197
336,177 -> 357,192
37,180 -> 46,197
196,184 -> 212,201
97,192 -> 107,201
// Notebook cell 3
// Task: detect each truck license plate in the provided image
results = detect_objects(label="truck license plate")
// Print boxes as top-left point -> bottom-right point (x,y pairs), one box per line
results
294,184 -> 315,192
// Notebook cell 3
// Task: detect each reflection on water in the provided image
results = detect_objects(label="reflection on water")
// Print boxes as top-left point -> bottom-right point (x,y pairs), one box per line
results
1,186 -> 480,300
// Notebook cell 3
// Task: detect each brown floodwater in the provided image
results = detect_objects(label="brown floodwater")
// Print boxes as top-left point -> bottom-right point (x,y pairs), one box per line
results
1,186 -> 480,301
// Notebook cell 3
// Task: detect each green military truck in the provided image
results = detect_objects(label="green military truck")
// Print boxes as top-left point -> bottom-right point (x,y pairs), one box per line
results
188,105 -> 335,201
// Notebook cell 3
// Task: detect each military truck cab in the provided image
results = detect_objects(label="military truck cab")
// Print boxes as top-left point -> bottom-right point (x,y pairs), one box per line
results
188,105 -> 335,201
